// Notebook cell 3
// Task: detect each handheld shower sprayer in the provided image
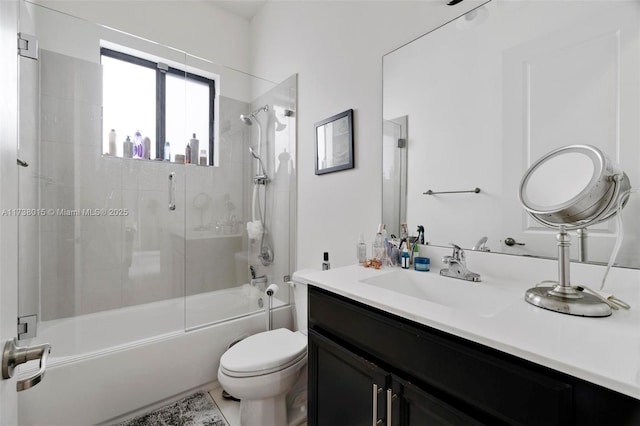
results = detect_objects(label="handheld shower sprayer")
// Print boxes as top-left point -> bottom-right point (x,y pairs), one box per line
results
249,147 -> 268,184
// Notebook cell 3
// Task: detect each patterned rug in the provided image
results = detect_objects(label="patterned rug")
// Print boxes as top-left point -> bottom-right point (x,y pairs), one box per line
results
116,392 -> 229,426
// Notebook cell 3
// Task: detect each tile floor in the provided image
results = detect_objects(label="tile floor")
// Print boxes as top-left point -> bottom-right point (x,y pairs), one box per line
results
209,386 -> 240,426
209,386 -> 307,426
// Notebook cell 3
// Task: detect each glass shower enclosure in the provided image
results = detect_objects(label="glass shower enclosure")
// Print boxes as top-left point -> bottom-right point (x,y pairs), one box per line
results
17,0 -> 296,371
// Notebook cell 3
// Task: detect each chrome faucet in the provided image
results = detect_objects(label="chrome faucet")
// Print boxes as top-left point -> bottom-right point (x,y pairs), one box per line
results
440,244 -> 481,282
249,265 -> 267,287
472,236 -> 490,252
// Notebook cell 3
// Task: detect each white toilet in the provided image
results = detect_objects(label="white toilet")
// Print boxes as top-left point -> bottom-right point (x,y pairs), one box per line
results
217,281 -> 308,426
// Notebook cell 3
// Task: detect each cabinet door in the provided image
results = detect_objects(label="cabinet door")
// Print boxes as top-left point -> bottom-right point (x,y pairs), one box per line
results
309,330 -> 389,426
393,375 -> 483,426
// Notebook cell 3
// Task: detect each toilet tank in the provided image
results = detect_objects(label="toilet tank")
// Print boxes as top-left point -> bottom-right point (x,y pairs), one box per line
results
292,279 -> 308,335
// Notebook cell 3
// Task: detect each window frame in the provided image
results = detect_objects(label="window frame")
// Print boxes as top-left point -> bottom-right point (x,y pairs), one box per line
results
100,47 -> 216,165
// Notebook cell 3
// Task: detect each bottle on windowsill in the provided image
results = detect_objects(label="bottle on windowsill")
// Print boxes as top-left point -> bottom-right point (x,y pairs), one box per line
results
185,140 -> 191,164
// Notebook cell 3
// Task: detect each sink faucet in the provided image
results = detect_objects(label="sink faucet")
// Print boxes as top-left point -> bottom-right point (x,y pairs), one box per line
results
440,244 -> 481,282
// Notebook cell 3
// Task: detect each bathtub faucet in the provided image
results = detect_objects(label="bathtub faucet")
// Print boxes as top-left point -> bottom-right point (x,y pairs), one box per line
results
249,265 -> 267,287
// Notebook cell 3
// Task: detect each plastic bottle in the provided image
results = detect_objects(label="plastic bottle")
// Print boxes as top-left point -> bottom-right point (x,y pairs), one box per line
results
143,137 -> 151,160
373,224 -> 385,266
401,247 -> 410,269
133,131 -> 144,159
185,140 -> 191,164
190,133 -> 199,164
322,252 -> 330,270
108,129 -> 117,156
123,136 -> 133,158
199,149 -> 207,166
357,233 -> 367,264
164,141 -> 171,161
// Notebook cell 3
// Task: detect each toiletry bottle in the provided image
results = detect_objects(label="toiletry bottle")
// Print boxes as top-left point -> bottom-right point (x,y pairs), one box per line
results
322,252 -> 330,270
108,129 -> 117,156
185,140 -> 191,164
133,131 -> 144,159
373,224 -> 385,266
123,136 -> 133,158
357,233 -> 367,264
143,137 -> 151,160
190,133 -> 199,164
164,141 -> 171,161
199,149 -> 207,166
401,247 -> 410,269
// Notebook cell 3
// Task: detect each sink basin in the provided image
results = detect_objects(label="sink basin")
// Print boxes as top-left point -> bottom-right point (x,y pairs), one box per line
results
361,269 -> 518,317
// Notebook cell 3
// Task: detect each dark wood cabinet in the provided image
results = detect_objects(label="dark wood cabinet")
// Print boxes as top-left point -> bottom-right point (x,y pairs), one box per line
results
309,329 -> 480,426
309,329 -> 387,426
308,285 -> 640,426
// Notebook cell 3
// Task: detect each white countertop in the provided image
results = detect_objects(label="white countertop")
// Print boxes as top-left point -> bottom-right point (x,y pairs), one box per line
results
293,246 -> 640,400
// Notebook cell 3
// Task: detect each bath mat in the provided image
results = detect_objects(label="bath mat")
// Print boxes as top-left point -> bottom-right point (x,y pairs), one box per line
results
116,392 -> 229,426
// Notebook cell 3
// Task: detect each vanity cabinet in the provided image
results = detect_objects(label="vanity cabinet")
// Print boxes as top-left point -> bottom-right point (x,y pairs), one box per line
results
308,285 -> 640,426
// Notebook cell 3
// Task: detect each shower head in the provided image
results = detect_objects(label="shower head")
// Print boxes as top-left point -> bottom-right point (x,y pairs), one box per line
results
240,105 -> 269,126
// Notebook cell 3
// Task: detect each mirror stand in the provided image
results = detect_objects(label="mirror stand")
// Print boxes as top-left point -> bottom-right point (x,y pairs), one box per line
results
524,226 -> 612,317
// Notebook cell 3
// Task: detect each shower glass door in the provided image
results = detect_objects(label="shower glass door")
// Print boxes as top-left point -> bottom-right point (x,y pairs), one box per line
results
182,61 -> 297,329
17,2 -> 187,359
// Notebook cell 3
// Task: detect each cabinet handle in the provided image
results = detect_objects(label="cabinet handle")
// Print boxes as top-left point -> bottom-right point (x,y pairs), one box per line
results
372,384 -> 383,426
386,388 -> 397,426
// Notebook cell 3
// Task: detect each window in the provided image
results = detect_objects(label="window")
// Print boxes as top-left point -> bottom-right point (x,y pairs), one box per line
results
101,47 -> 216,165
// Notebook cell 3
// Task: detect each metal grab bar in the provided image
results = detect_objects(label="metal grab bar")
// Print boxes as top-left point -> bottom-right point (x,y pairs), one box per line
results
2,339 -> 51,391
423,187 -> 481,195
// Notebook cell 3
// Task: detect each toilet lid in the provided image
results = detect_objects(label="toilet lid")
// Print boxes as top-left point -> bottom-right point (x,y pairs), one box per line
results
220,328 -> 307,377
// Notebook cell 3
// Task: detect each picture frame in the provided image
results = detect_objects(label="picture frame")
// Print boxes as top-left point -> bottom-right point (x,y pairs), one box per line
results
315,109 -> 354,175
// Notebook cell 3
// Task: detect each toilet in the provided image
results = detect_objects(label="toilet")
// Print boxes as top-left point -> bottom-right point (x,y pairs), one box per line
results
217,280 -> 308,426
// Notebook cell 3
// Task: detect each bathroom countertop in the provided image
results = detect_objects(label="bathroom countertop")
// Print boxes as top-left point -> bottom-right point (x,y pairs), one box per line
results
293,246 -> 640,400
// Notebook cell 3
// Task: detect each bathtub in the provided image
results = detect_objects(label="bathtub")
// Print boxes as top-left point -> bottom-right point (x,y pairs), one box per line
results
17,285 -> 292,426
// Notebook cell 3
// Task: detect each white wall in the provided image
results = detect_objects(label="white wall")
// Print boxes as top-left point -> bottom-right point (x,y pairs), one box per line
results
250,0 -> 484,269
36,0 -> 251,73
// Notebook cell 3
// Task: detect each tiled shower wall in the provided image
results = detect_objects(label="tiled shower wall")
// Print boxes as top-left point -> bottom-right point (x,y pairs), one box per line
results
26,49 -> 250,321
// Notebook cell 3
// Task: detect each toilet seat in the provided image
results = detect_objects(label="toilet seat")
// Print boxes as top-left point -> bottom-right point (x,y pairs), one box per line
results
220,328 -> 307,378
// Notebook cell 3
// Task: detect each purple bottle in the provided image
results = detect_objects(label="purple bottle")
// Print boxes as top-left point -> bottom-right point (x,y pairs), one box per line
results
133,131 -> 144,159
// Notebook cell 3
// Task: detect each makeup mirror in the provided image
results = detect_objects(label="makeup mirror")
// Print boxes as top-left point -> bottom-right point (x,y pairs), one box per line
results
519,145 -> 631,317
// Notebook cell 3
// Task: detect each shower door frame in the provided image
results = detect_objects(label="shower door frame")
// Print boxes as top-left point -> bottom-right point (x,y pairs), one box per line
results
0,0 -> 20,423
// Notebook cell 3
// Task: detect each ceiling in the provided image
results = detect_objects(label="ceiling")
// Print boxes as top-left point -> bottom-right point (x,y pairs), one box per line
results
207,0 -> 268,20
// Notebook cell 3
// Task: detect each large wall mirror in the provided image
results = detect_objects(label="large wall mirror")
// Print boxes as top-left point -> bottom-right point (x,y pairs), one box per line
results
383,0 -> 640,268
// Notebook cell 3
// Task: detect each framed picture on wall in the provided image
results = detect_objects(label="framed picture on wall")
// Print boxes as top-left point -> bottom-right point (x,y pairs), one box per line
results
315,109 -> 354,175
